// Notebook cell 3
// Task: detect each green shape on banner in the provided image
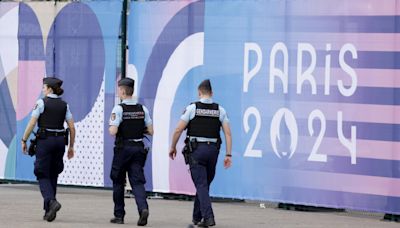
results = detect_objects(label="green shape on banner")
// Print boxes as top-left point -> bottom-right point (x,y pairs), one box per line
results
4,136 -> 16,179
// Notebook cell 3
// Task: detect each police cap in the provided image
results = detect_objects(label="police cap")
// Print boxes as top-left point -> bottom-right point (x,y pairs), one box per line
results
43,77 -> 63,87
118,78 -> 135,88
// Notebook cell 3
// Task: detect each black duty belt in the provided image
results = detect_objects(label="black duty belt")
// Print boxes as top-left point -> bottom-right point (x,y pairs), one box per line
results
197,141 -> 217,145
123,140 -> 143,146
45,131 -> 66,137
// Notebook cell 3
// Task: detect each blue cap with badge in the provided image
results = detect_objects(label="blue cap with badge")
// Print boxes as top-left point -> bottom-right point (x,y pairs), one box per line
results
43,77 -> 63,87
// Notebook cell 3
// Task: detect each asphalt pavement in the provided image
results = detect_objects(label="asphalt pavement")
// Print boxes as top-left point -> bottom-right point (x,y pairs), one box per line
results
0,183 -> 398,228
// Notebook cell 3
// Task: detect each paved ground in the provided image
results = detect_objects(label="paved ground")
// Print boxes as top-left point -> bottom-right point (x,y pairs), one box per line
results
0,183 -> 399,228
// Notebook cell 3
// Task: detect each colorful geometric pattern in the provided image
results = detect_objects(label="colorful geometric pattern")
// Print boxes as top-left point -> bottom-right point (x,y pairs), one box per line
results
0,1 -> 122,186
2,0 -> 400,214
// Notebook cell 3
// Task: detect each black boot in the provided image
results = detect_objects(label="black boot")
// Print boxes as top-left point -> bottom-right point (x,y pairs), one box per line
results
192,218 -> 201,225
137,209 -> 149,226
197,217 -> 216,227
45,200 -> 61,222
110,217 -> 124,224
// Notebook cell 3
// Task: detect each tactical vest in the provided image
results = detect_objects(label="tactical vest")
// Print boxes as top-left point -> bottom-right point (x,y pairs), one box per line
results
117,104 -> 145,139
187,102 -> 221,138
38,97 -> 67,129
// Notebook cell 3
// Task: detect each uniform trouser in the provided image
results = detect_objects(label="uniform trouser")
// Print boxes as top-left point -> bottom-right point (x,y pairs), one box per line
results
34,136 -> 65,211
110,144 -> 148,218
190,143 -> 219,221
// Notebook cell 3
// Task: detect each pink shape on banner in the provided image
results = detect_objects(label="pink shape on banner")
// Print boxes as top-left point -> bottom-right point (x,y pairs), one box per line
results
169,143 -> 196,195
290,0 -> 399,16
283,169 -> 400,197
17,60 -> 44,120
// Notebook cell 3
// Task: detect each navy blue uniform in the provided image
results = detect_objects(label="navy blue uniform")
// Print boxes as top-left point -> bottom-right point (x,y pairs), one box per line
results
181,98 -> 229,222
109,99 -> 152,218
31,94 -> 72,212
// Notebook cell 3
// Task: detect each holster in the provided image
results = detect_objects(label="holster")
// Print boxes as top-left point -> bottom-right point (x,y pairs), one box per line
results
182,144 -> 190,165
28,134 -> 38,157
64,128 -> 70,145
182,137 -> 198,165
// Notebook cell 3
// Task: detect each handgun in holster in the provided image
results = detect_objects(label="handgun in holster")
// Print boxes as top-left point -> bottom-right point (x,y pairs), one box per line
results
64,128 -> 70,146
182,144 -> 190,165
182,137 -> 198,165
182,138 -> 190,165
28,133 -> 38,157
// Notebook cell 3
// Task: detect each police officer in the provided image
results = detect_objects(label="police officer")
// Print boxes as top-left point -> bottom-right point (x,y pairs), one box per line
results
21,76 -> 76,222
169,79 -> 232,227
109,78 -> 153,226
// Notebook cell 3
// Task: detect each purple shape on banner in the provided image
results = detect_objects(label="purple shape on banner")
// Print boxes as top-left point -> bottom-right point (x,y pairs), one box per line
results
18,3 -> 45,61
264,85 -> 400,106
268,153 -> 400,179
46,3 -> 105,121
287,15 -> 400,33
0,79 -> 16,146
287,119 -> 400,142
299,50 -> 400,70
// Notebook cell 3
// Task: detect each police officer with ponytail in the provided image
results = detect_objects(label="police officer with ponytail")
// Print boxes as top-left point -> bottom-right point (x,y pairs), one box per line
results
21,76 -> 76,222
169,79 -> 232,227
108,78 -> 153,226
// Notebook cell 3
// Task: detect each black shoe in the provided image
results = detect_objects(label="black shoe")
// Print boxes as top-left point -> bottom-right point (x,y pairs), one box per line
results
382,213 -> 400,222
137,209 -> 149,226
382,213 -> 393,221
110,217 -> 124,224
197,217 -> 216,227
43,212 -> 48,220
46,200 -> 61,222
192,219 -> 201,225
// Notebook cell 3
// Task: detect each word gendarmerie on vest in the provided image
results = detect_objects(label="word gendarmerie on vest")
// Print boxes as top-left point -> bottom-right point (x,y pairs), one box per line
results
123,110 -> 145,120
195,108 -> 220,117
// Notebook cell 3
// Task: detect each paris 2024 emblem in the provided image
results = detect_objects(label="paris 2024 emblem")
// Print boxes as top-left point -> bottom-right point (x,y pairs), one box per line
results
270,108 -> 298,159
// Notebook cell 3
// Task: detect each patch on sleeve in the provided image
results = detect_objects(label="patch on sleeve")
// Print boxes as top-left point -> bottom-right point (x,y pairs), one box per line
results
33,104 -> 38,110
182,108 -> 186,115
111,113 -> 116,121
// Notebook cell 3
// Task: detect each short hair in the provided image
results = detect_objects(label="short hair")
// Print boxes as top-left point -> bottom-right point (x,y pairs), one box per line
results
198,79 -> 212,95
118,78 -> 134,88
120,85 -> 133,96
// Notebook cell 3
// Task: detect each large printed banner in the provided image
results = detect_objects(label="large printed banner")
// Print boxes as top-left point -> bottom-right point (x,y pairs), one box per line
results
0,1 -> 122,187
1,0 -> 400,214
129,0 -> 400,213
